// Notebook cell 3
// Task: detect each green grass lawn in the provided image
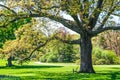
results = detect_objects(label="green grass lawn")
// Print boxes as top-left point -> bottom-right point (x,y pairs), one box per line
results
0,60 -> 120,80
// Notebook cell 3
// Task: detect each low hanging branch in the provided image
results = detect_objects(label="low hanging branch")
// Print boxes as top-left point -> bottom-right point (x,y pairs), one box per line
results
22,35 -> 80,61
22,42 -> 47,61
22,36 -> 56,61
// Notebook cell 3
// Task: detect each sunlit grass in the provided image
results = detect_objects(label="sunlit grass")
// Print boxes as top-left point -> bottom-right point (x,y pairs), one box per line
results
0,60 -> 120,80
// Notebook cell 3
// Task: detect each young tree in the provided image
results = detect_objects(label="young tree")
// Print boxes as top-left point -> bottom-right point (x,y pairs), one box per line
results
0,0 -> 120,73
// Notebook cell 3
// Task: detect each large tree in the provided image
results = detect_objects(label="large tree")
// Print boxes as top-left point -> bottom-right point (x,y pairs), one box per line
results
0,0 -> 120,73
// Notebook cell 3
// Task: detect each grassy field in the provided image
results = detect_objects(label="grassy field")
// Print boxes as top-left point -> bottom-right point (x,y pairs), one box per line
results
0,60 -> 120,80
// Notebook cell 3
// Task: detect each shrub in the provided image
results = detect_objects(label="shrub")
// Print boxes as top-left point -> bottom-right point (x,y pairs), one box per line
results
40,53 -> 58,63
40,54 -> 49,62
114,56 -> 120,64
103,50 -> 116,64
92,47 -> 120,65
46,54 -> 58,62
75,59 -> 80,65
95,59 -> 110,65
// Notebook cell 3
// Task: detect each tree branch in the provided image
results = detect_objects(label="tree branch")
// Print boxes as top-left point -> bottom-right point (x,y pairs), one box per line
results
83,0 -> 90,18
96,1 -> 116,30
0,12 -> 81,34
92,26 -> 120,36
0,17 -> 20,28
21,34 -> 80,61
0,4 -> 17,15
88,0 -> 103,29
41,5 -> 60,10
22,37 -> 55,61
71,14 -> 84,34
23,41 -> 47,61
112,13 -> 120,17
0,16 -> 30,28
47,15 -> 81,34
0,3 -> 82,34
55,36 -> 80,44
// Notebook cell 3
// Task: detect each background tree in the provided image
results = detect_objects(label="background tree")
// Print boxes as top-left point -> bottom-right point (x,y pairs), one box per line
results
0,0 -> 120,73
40,28 -> 79,63
1,20 -> 53,66
96,30 -> 120,55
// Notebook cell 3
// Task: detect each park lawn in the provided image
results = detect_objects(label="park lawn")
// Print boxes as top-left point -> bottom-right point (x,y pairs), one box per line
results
0,60 -> 120,80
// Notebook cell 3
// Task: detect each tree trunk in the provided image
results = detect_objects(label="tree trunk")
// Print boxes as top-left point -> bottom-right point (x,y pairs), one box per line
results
7,56 -> 12,67
79,33 -> 95,73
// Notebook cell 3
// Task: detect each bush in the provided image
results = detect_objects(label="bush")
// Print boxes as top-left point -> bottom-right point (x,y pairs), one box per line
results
40,54 -> 49,62
46,54 -> 58,62
95,59 -> 110,65
92,47 -> 120,65
103,50 -> 116,64
40,53 -> 58,63
114,56 -> 120,64
75,59 -> 80,65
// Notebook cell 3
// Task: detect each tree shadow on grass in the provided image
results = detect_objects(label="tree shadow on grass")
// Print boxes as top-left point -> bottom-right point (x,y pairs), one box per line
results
32,67 -> 120,80
0,75 -> 21,80
96,70 -> 120,80
96,72 -> 119,80
0,65 -> 63,69
19,72 -> 98,80
0,65 -> 120,80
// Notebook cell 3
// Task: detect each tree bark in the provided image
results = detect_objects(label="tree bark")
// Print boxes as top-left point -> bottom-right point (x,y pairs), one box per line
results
7,56 -> 12,67
79,33 -> 95,73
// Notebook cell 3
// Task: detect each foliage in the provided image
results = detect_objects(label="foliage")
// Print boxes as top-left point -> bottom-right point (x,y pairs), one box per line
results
40,29 -> 80,63
92,47 -> 120,65
0,18 -> 31,48
1,20 -> 50,64
40,41 -> 79,63
92,30 -> 120,55
101,31 -> 120,55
